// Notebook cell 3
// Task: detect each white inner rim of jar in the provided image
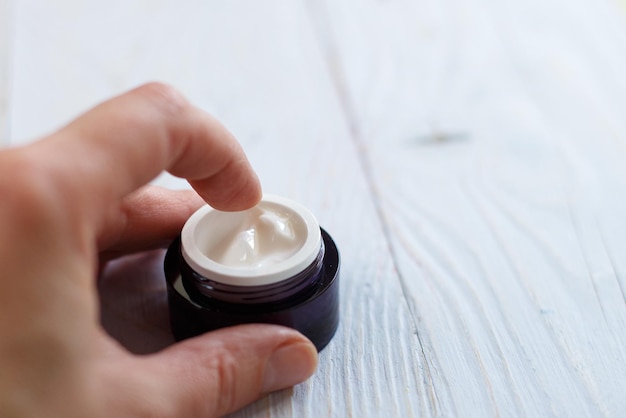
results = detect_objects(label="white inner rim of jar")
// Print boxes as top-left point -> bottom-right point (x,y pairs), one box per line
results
181,194 -> 322,286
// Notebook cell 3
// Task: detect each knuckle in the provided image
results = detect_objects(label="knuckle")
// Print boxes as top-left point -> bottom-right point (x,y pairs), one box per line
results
0,147 -> 83,238
159,342 -> 245,418
0,150 -> 58,218
134,82 -> 189,116
207,344 -> 240,416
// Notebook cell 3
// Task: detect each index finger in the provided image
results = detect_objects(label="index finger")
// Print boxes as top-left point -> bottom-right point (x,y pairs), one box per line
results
39,82 -> 262,211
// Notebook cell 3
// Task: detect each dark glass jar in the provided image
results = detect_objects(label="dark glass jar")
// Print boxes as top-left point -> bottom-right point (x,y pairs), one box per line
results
164,195 -> 340,351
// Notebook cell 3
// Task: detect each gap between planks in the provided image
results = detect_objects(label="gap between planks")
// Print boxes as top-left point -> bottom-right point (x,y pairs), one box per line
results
302,1 -> 443,415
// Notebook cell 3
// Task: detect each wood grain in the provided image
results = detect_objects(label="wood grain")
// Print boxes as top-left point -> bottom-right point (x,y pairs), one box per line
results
314,0 -> 626,416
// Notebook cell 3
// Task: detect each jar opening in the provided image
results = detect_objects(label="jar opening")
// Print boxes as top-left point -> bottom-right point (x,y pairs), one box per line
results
181,195 -> 322,286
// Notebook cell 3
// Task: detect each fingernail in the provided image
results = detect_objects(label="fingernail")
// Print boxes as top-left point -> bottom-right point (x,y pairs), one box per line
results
262,341 -> 318,393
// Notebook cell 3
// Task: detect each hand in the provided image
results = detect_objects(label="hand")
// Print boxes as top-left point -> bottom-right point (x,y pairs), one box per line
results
0,83 -> 318,418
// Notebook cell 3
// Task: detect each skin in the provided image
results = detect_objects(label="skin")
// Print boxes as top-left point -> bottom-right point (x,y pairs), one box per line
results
0,83 -> 318,418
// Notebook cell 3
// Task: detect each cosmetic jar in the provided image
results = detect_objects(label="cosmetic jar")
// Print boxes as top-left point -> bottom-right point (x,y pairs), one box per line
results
164,195 -> 340,351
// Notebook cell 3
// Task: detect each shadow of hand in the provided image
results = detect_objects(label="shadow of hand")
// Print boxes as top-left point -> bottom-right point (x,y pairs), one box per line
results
98,249 -> 175,354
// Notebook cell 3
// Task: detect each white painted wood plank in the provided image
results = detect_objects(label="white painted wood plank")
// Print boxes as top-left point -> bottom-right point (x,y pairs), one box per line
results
314,0 -> 626,416
0,0 -> 12,146
10,1 -> 428,417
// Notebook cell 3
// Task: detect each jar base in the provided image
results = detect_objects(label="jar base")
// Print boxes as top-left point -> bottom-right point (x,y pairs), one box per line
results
164,228 -> 340,352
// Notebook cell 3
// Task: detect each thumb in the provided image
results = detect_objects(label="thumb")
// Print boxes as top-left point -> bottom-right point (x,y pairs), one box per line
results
133,325 -> 318,417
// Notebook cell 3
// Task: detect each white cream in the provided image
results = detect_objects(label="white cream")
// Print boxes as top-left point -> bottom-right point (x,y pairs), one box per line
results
181,195 -> 322,286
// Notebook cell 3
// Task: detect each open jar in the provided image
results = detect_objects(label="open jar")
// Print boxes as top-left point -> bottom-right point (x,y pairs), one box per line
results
164,195 -> 340,351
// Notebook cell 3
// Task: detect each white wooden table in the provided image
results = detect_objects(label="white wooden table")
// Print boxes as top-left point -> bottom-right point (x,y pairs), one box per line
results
3,1 -> 626,416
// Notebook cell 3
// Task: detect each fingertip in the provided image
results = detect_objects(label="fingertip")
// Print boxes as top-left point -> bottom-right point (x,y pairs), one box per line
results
217,173 -> 263,211
191,164 -> 262,211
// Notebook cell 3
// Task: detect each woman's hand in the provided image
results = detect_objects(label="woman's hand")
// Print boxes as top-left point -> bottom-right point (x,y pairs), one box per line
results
0,83 -> 318,418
